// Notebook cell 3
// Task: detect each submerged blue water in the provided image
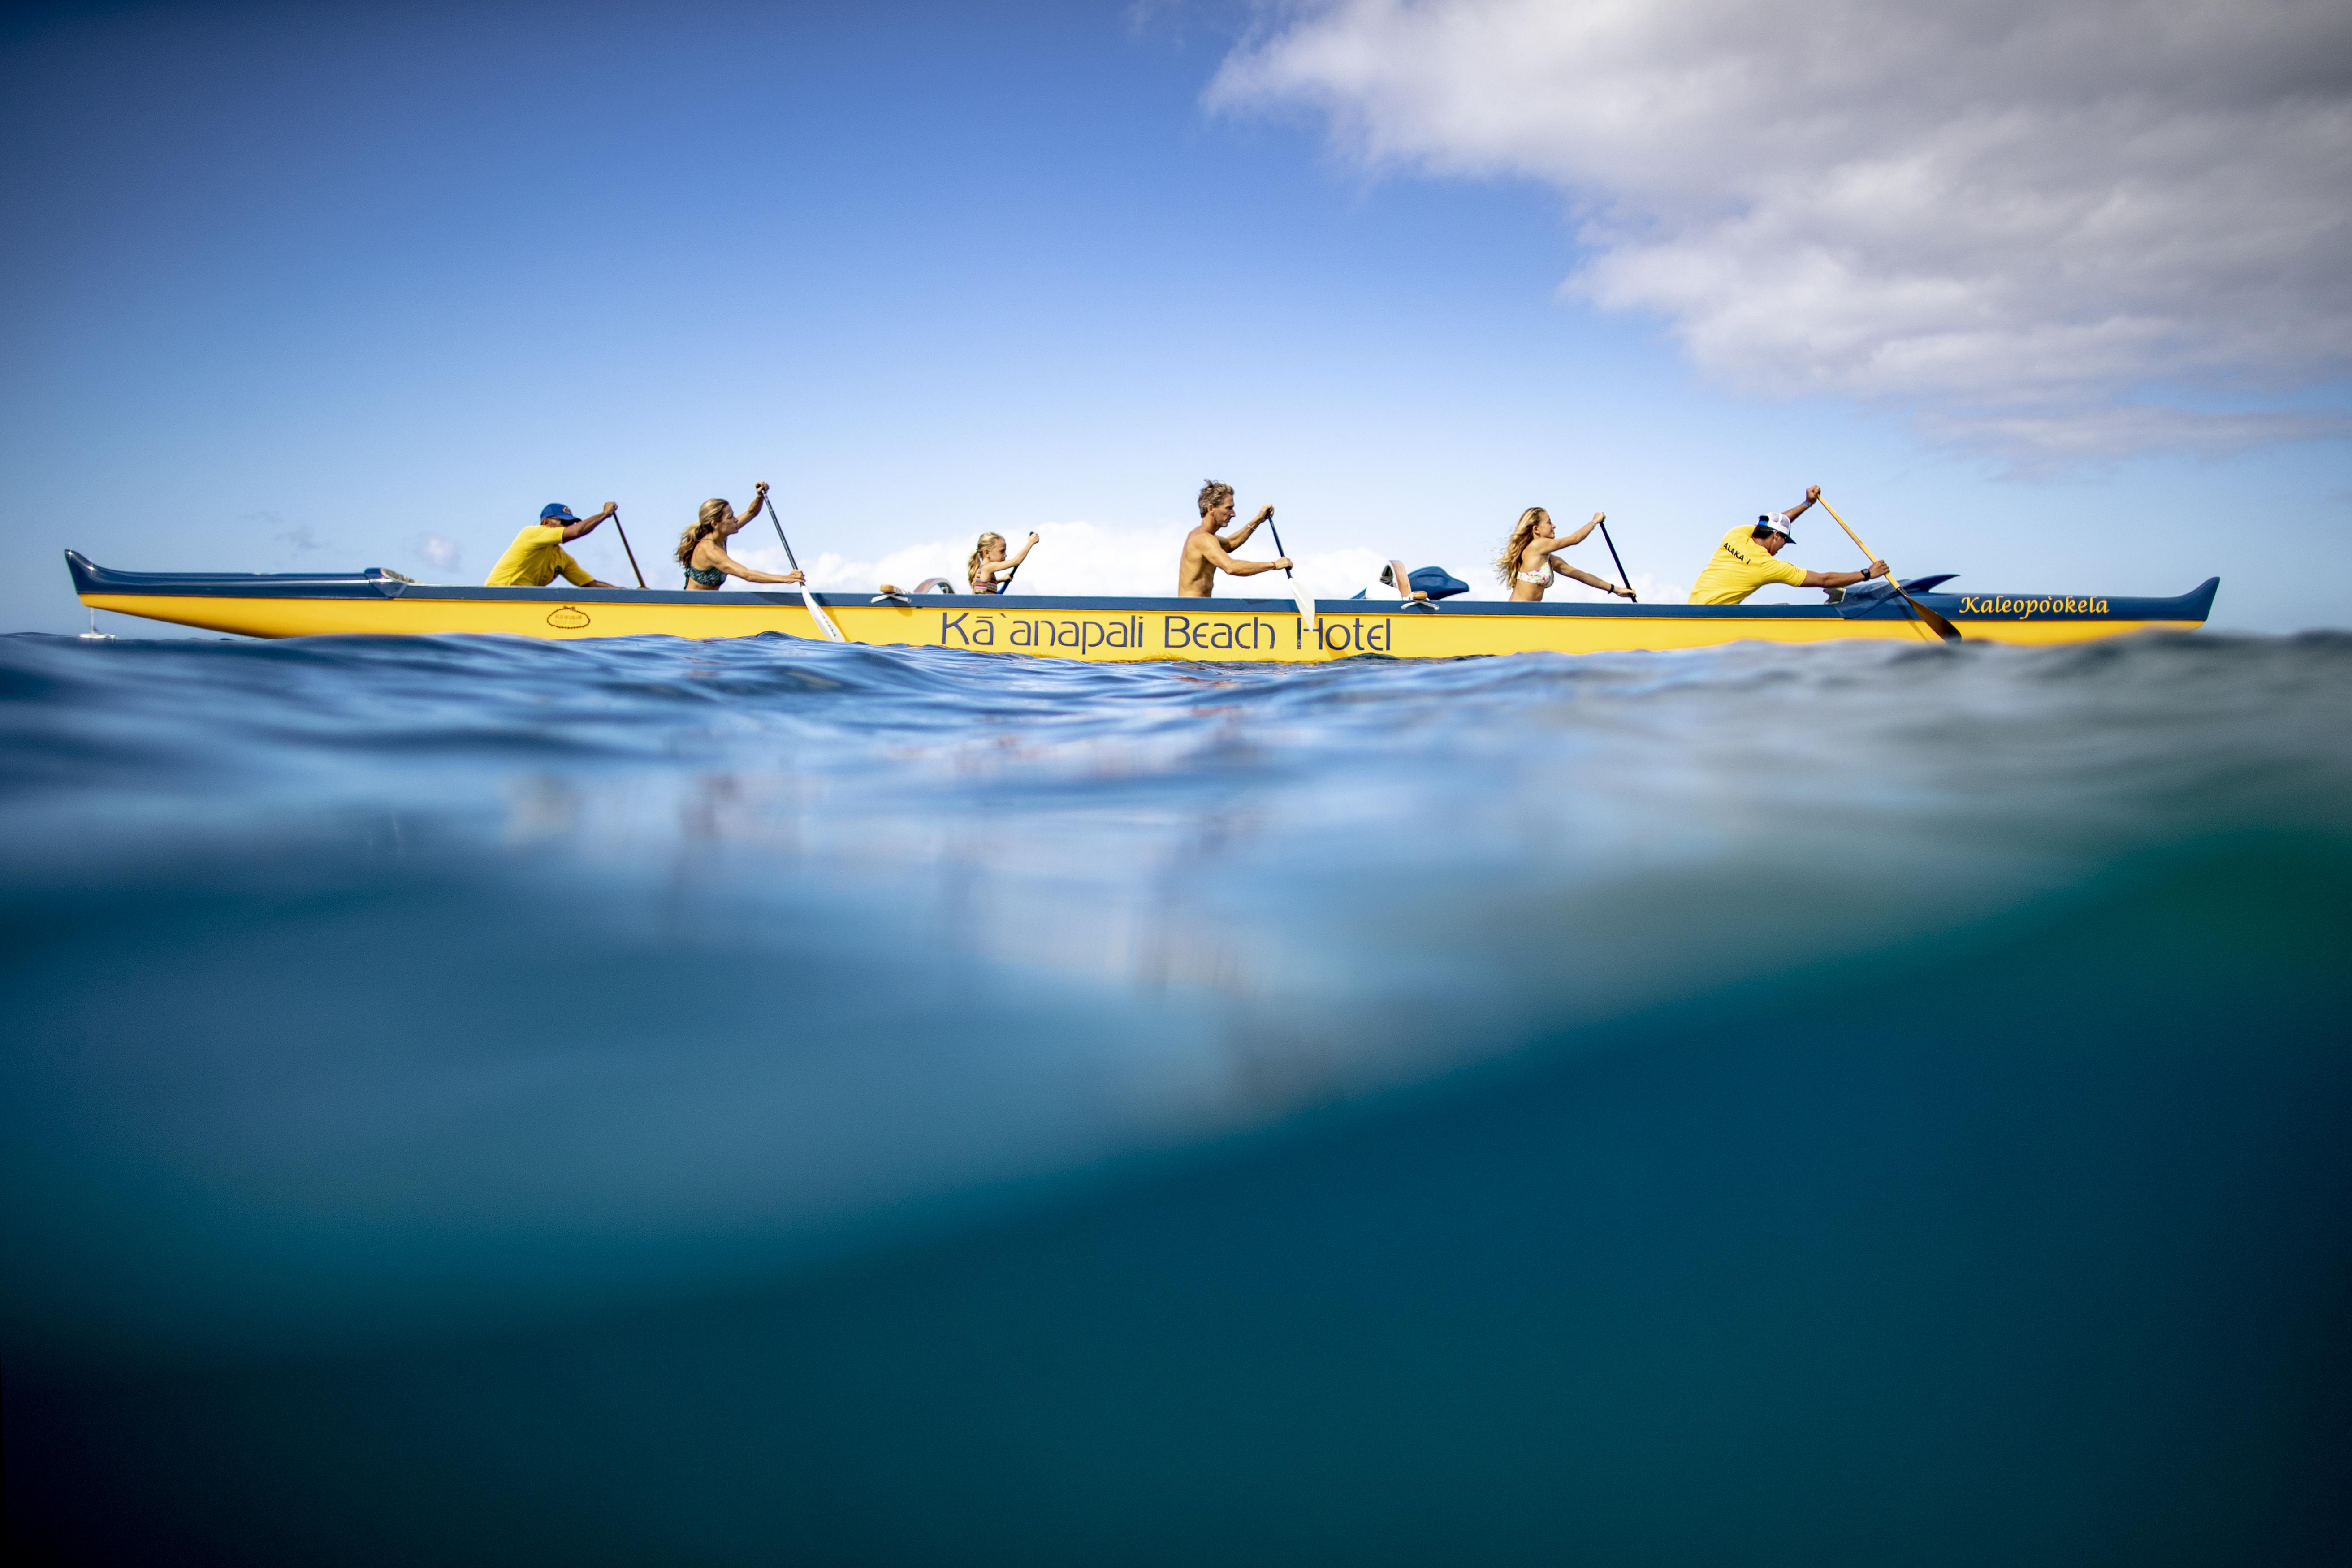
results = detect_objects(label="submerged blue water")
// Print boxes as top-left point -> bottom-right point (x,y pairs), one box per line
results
4,629 -> 2349,1564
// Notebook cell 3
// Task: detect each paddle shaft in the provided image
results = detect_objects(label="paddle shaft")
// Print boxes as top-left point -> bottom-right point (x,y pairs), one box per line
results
1816,497 -> 1959,644
1595,519 -> 1637,601
763,497 -> 847,643
1260,510 -> 1319,633
609,507 -> 646,589
1263,511 -> 1295,581
768,510 -> 800,574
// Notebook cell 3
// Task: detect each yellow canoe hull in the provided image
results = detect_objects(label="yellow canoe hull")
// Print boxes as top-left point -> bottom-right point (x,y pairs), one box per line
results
67,555 -> 2218,661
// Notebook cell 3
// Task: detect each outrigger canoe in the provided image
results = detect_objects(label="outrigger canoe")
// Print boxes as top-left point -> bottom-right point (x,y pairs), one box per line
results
65,552 -> 2216,661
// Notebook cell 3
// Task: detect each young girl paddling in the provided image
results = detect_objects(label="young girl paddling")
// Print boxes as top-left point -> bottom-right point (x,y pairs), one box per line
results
675,483 -> 806,592
1497,508 -> 1634,603
968,531 -> 1038,594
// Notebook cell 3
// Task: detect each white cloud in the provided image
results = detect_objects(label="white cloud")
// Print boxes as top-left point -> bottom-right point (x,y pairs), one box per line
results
1211,0 -> 2352,461
412,532 -> 460,572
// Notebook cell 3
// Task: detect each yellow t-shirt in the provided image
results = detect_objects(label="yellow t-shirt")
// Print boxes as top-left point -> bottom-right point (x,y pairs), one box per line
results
484,524 -> 594,588
1687,525 -> 1807,605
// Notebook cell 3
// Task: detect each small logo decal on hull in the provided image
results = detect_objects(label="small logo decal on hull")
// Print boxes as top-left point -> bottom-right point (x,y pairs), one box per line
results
547,606 -> 591,629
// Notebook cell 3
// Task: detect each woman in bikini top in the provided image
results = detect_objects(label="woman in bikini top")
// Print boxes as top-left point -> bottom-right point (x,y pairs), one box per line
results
674,482 -> 807,592
967,531 -> 1039,594
1496,507 -> 1636,604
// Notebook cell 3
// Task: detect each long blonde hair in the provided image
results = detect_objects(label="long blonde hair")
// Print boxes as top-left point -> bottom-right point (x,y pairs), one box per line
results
967,531 -> 1006,587
1495,506 -> 1550,587
675,498 -> 730,565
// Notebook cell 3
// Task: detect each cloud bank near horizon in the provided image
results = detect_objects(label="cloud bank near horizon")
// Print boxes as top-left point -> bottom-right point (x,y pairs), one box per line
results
1211,0 -> 2352,463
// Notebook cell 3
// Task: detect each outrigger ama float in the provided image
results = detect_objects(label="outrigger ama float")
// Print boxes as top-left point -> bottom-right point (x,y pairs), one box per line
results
64,552 -> 2217,661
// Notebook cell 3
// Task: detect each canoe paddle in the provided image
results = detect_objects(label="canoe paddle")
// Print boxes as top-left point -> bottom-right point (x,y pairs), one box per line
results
609,505 -> 647,589
1259,507 -> 1318,637
1818,497 -> 1959,644
1595,516 -> 1637,602
764,499 -> 846,644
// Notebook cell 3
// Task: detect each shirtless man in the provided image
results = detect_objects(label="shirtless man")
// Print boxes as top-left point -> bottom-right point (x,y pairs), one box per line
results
1177,480 -> 1292,597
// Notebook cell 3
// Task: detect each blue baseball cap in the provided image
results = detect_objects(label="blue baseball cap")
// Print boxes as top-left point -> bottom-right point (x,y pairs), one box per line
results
540,503 -> 579,522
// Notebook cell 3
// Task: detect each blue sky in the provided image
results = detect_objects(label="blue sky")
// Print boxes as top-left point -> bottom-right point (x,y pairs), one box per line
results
4,0 -> 2345,632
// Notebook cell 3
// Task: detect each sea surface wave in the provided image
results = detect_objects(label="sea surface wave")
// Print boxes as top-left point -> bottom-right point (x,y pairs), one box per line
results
4,628 -> 2349,1564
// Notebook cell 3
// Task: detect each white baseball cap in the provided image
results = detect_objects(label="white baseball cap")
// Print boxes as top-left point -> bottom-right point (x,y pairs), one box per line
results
1758,513 -> 1795,541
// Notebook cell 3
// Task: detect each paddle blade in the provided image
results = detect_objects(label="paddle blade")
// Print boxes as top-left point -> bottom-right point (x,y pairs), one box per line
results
1266,516 -> 1315,636
1904,593 -> 1961,643
800,586 -> 847,643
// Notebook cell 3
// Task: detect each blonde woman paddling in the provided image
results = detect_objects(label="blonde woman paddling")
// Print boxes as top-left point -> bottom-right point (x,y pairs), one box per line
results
676,482 -> 805,591
968,531 -> 1038,594
1498,508 -> 1634,603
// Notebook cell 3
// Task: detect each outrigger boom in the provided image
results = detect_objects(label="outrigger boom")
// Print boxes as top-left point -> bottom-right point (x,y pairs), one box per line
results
64,552 -> 2217,660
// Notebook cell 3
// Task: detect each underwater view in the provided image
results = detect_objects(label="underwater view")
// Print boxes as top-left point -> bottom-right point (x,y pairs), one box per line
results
4,628 -> 2349,1564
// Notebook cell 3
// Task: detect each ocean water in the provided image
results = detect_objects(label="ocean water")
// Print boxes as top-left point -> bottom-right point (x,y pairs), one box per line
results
3,628 -> 2348,1564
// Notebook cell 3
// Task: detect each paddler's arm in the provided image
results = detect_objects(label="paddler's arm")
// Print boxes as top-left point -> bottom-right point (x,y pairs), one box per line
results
1548,556 -> 1634,597
1217,508 -> 1271,551
1554,512 -> 1605,548
557,504 -> 617,543
705,544 -> 804,586
1199,534 -> 1292,579
555,553 -> 617,591
1797,561 -> 1886,590
741,481 -> 770,523
1001,532 -> 1040,570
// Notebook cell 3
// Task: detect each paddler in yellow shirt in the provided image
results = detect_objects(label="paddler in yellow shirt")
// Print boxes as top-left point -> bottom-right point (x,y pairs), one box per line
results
484,503 -> 621,588
1687,486 -> 1887,605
